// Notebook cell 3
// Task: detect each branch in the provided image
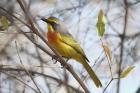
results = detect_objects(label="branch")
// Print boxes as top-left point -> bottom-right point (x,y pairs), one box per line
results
0,67 -> 84,93
117,0 -> 128,93
15,0 -> 90,92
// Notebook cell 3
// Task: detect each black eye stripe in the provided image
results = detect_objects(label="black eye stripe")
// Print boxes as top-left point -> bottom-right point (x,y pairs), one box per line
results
48,21 -> 57,26
51,22 -> 57,28
49,21 -> 60,31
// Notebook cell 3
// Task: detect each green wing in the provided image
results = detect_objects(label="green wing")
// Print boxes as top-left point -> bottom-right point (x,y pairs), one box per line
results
56,20 -> 89,62
60,35 -> 89,62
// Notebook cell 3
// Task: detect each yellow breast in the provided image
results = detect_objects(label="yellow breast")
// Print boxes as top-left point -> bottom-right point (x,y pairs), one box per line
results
47,31 -> 76,57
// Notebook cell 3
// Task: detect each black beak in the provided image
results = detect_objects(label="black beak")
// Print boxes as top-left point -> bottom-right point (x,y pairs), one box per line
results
41,18 -> 50,23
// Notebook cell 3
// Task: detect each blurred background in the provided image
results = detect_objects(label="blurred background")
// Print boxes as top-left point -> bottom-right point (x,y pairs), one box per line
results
0,0 -> 140,93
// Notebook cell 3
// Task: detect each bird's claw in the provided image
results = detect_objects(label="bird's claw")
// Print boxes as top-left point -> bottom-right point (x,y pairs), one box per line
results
61,56 -> 70,62
52,55 -> 59,64
66,58 -> 70,62
61,65 -> 64,68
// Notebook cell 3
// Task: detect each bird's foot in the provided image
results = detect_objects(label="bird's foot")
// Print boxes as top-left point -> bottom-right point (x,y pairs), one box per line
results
66,58 -> 70,62
52,55 -> 59,64
60,57 -> 71,68
61,65 -> 64,68
62,56 -> 70,62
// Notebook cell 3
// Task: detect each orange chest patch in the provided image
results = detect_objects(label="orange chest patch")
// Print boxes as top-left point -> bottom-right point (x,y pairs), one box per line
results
47,31 -> 59,43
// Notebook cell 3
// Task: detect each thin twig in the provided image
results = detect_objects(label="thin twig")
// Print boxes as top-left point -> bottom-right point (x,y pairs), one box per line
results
0,67 -> 84,93
117,0 -> 128,93
15,41 -> 42,93
103,78 -> 113,93
1,71 -> 38,93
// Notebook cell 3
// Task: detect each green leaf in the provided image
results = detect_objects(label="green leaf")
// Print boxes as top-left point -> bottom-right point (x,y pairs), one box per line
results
96,9 -> 105,37
120,66 -> 135,78
0,16 -> 10,31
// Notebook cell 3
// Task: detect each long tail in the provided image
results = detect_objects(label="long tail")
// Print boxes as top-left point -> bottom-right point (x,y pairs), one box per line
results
82,59 -> 102,87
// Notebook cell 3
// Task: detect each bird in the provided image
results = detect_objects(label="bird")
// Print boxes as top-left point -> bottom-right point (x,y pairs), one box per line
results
41,16 -> 102,87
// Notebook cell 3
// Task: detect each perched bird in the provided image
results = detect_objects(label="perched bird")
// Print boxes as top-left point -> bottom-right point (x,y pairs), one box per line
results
41,16 -> 102,87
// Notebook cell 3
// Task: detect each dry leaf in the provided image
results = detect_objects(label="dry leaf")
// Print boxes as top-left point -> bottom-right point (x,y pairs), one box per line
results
102,44 -> 112,62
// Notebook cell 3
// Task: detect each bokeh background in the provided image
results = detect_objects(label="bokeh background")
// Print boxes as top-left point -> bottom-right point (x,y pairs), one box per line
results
0,0 -> 140,93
